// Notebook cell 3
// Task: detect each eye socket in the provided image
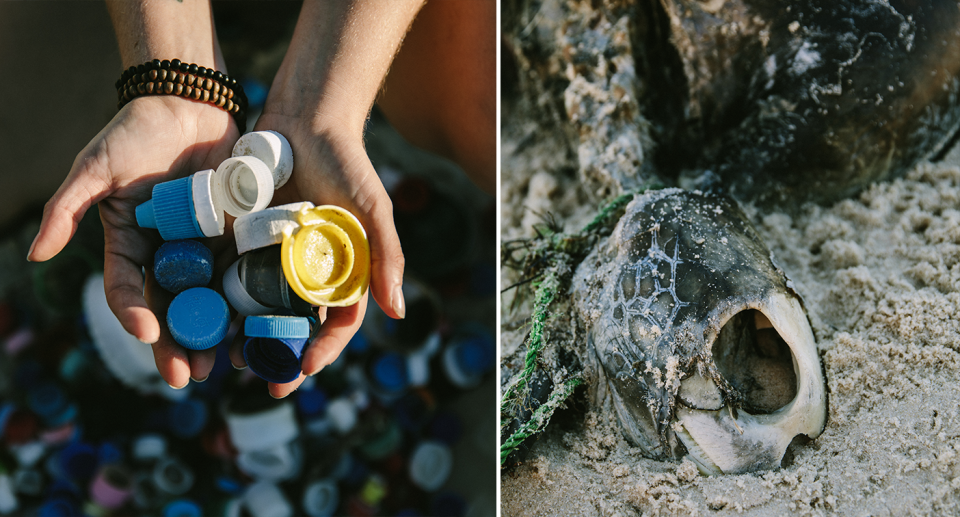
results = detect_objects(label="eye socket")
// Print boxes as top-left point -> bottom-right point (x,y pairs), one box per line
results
712,309 -> 798,413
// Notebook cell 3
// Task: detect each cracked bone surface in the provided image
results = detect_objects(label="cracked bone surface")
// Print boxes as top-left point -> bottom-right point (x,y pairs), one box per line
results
573,188 -> 826,474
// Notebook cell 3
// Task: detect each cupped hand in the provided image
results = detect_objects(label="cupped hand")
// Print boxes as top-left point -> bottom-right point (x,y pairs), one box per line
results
29,95 -> 239,389
227,111 -> 406,399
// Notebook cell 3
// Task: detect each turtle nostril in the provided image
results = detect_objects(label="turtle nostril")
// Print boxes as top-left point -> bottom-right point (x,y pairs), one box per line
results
712,309 -> 798,413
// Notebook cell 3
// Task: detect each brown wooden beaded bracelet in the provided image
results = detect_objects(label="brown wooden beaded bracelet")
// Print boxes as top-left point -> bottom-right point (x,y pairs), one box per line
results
115,59 -> 248,133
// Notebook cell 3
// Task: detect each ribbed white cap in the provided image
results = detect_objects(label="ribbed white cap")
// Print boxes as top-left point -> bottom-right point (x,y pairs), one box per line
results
232,130 -> 294,189
223,259 -> 273,316
234,202 -> 312,255
225,402 -> 298,451
236,442 -> 302,481
244,481 -> 293,517
192,169 -> 225,237
215,156 -> 275,217
408,441 -> 452,492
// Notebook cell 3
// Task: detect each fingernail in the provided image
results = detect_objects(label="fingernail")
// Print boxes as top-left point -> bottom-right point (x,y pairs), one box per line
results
26,234 -> 38,262
190,375 -> 208,383
231,362 -> 247,370
169,381 -> 188,390
392,284 -> 406,319
306,366 -> 323,377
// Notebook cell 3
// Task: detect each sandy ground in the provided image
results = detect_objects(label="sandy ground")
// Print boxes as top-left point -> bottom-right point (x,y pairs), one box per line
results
500,102 -> 960,517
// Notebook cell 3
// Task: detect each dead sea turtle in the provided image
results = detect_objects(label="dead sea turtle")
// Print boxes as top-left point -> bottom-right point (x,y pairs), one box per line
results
501,0 -> 960,475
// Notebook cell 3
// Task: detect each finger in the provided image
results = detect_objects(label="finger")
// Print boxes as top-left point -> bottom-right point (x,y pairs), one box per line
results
189,348 -> 217,382
301,296 -> 367,376
355,187 -> 406,320
229,316 -> 248,369
103,230 -> 161,345
268,373 -> 306,399
29,158 -> 111,262
143,272 -> 191,389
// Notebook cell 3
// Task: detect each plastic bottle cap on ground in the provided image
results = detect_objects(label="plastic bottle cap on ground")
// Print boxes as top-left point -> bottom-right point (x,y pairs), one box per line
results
453,337 -> 495,376
243,337 -> 307,384
168,399 -> 208,439
280,205 -> 370,307
371,353 -> 409,393
89,465 -> 132,509
222,259 -> 273,316
153,458 -> 194,496
245,316 -> 310,339
132,434 -> 167,461
326,398 -> 357,435
302,479 -> 339,517
57,441 -> 98,481
409,441 -> 453,492
244,481 -> 293,517
225,402 -> 298,451
136,176 -> 205,241
215,156 -> 275,217
162,499 -> 202,517
236,442 -> 301,481
166,288 -> 230,350
296,389 -> 328,418
191,169 -> 225,237
232,130 -> 294,189
154,240 -> 214,294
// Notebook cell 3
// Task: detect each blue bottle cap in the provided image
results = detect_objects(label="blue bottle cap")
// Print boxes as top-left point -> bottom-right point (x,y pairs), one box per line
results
163,498 -> 202,517
97,441 -> 123,465
370,353 -> 408,393
453,336 -> 495,376
296,388 -> 328,418
137,176 -> 204,240
57,441 -> 98,481
243,337 -> 307,384
167,288 -> 230,350
167,399 -> 208,439
38,497 -> 79,517
245,316 -> 310,339
215,476 -> 244,495
154,240 -> 214,294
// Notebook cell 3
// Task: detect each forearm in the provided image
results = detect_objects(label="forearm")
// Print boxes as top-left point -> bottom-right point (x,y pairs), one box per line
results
264,0 -> 426,138
106,0 -> 225,71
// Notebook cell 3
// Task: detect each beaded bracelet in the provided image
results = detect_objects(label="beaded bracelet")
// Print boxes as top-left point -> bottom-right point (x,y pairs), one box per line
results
115,59 -> 248,133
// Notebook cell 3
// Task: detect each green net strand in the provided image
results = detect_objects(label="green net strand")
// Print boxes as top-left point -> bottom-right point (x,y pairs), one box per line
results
500,376 -> 583,465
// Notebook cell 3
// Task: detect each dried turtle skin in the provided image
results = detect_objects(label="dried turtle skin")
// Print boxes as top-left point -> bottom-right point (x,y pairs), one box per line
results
573,188 -> 827,473
642,0 -> 960,206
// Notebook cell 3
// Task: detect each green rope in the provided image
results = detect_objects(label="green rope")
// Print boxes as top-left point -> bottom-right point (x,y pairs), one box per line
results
500,270 -> 559,412
500,376 -> 583,465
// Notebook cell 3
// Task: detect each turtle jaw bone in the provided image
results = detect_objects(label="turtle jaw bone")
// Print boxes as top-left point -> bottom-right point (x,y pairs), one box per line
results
676,290 -> 827,475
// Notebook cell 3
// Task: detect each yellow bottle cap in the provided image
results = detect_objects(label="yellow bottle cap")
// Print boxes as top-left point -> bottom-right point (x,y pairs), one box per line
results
280,205 -> 370,307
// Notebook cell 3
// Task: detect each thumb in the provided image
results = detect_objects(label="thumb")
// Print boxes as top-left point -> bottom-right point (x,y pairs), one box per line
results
360,190 -> 406,320
28,155 -> 111,262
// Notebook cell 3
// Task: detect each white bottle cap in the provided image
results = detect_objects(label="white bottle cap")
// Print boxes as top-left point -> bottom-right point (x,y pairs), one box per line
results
192,169 -> 225,237
406,351 -> 430,387
236,441 -> 302,481
10,442 -> 46,468
326,398 -> 357,435
234,202 -> 314,255
443,344 -> 480,389
225,402 -> 299,451
83,275 -> 172,396
301,479 -> 338,517
215,156 -> 275,217
222,259 -> 273,316
0,474 -> 17,515
408,441 -> 452,492
232,130 -> 294,189
152,458 -> 194,495
244,481 -> 293,517
131,434 -> 167,461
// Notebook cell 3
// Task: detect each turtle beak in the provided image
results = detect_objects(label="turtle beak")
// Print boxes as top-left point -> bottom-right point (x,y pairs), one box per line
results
675,291 -> 827,474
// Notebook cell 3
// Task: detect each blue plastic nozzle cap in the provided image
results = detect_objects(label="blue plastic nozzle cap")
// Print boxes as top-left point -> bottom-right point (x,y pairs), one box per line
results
166,288 -> 230,350
244,316 -> 311,339
296,388 -> 328,418
137,176 -> 204,241
243,337 -> 307,384
57,441 -> 98,481
154,240 -> 214,294
163,498 -> 202,517
168,399 -> 209,439
371,353 -> 409,393
136,200 -> 157,229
